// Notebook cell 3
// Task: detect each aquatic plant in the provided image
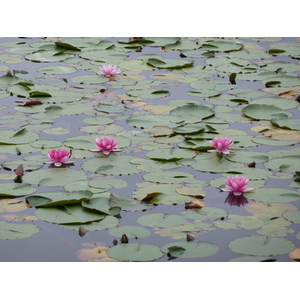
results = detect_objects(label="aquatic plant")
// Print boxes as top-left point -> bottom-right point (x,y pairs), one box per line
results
99,64 -> 121,77
221,176 -> 255,196
208,137 -> 234,155
45,149 -> 74,167
90,137 -> 119,155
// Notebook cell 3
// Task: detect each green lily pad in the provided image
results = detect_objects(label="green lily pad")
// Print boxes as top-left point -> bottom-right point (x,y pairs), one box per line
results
25,50 -> 74,62
161,241 -> 219,258
170,104 -> 214,120
181,207 -> 228,221
1,159 -> 44,172
107,243 -> 164,262
23,169 -> 87,187
271,119 -> 300,131
242,104 -> 291,120
143,171 -> 196,184
0,221 -> 40,240
0,128 -> 39,145
229,256 -> 276,262
38,65 -> 77,75
264,156 -> 300,173
26,190 -> 92,207
282,210 -> 300,224
214,215 -> 264,230
35,204 -> 106,224
147,58 -> 194,69
60,215 -> 119,231
81,155 -> 139,175
228,236 -> 295,256
137,213 -> 186,228
246,188 -> 300,203
0,183 -> 36,198
146,148 -> 196,161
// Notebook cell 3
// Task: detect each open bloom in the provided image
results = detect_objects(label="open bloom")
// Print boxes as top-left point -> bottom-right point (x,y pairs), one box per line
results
221,176 -> 255,196
90,137 -> 119,155
99,64 -> 121,77
46,149 -> 74,167
208,136 -> 234,155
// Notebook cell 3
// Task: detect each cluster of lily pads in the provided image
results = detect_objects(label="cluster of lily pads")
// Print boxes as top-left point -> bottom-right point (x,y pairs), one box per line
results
0,37 -> 300,262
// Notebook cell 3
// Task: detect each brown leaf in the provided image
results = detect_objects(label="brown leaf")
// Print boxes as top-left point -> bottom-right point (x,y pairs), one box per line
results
289,247 -> 300,261
21,100 -> 43,106
120,234 -> 129,244
186,234 -> 195,242
79,225 -> 88,237
185,200 -> 204,209
14,164 -> 24,176
13,174 -> 23,183
247,162 -> 256,168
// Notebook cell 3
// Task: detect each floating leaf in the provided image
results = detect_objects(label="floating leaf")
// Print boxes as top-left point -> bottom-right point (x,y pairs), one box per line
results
228,236 -> 295,256
60,215 -> 119,231
23,169 -> 87,187
161,241 -> 219,258
81,155 -> 139,175
282,210 -> 300,224
137,213 -> 186,228
246,188 -> 300,203
0,221 -> 40,240
146,148 -> 196,161
170,104 -> 214,120
0,199 -> 29,212
242,104 -> 291,120
0,183 -> 36,198
264,156 -> 300,173
35,204 -> 106,225
107,243 -> 164,262
26,190 -> 92,207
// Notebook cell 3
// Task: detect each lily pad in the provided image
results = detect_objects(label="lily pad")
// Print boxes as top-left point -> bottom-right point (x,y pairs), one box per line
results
0,199 -> 29,212
137,213 -> 186,228
228,236 -> 295,256
246,188 -> 300,203
282,210 -> 300,224
0,221 -> 40,240
161,241 -> 219,258
35,204 -> 106,224
146,148 -> 196,161
107,243 -> 164,262
26,190 -> 92,207
242,104 -> 291,120
81,155 -> 139,175
0,183 -> 36,198
23,169 -> 87,187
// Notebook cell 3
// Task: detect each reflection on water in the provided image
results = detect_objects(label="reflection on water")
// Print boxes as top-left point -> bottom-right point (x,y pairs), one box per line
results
224,193 -> 249,207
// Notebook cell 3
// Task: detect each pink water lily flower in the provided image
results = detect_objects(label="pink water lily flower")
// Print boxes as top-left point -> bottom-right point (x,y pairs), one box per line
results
208,136 -> 234,155
221,176 -> 255,196
90,137 -> 119,155
46,149 -> 74,167
99,64 -> 121,77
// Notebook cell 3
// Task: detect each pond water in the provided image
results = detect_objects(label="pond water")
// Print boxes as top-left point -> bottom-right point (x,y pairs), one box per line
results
0,37 -> 299,262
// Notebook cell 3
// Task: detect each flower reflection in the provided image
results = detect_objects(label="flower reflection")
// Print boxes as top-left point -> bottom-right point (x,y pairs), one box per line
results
224,192 -> 249,207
